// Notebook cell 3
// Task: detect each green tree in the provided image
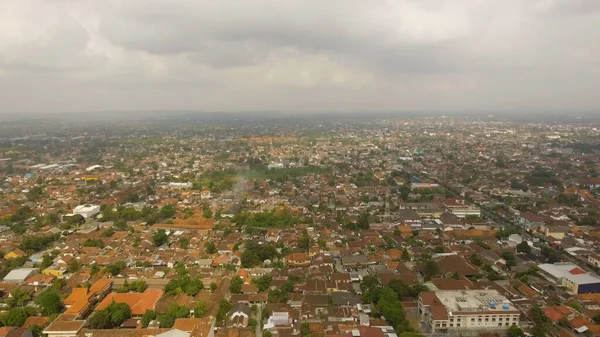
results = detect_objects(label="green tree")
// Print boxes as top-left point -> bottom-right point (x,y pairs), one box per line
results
83,238 -> 104,248
88,311 -> 111,329
8,288 -> 31,307
423,260 -> 440,281
164,276 -> 203,296
401,248 -> 410,261
517,241 -> 531,254
141,310 -> 157,328
501,251 -> 517,267
168,304 -> 190,319
90,264 -> 100,276
40,255 -> 53,269
157,314 -> 175,328
252,275 -> 273,292
35,289 -> 63,315
210,282 -> 217,293
205,241 -> 217,254
1,308 -> 31,326
194,302 -> 207,317
216,299 -> 233,326
230,276 -> 243,294
89,302 -> 132,329
179,237 -> 189,249
30,324 -> 43,337
298,229 -> 310,251
67,260 -> 81,273
300,322 -> 310,337
470,254 -> 483,266
53,278 -> 67,291
531,305 -> 549,324
152,229 -> 169,247
105,261 -> 126,276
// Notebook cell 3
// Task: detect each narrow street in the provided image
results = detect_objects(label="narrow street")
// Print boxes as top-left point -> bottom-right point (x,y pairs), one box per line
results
254,303 -> 263,337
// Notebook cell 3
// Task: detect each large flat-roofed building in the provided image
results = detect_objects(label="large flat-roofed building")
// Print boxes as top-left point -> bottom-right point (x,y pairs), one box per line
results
399,202 -> 442,219
72,204 -> 100,219
419,290 -> 520,335
440,198 -> 481,218
538,263 -> 600,294
2,267 -> 38,283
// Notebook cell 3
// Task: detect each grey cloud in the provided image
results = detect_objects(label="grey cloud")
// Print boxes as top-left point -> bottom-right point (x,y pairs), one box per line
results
0,0 -> 599,113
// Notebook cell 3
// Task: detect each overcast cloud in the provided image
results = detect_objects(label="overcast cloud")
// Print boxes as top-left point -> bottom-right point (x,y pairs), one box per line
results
0,0 -> 599,114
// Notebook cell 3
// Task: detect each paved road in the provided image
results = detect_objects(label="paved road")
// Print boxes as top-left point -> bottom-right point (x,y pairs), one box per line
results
255,303 -> 263,337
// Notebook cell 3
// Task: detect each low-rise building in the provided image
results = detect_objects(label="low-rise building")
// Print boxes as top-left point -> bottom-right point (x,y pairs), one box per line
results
43,314 -> 86,337
419,290 -> 520,335
538,263 -> 600,294
72,204 -> 101,219
2,267 -> 38,284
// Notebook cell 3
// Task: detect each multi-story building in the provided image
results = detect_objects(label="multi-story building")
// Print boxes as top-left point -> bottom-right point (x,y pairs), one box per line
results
419,290 -> 520,335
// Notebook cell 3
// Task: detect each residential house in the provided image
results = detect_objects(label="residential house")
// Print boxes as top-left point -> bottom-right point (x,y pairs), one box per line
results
94,289 -> 164,316
286,253 -> 310,267
4,248 -> 26,259
589,254 -> 600,268
518,211 -> 545,228
227,303 -> 251,328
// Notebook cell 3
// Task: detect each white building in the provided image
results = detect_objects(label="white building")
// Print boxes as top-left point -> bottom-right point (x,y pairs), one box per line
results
72,204 -> 101,219
263,312 -> 292,330
442,199 -> 481,218
538,263 -> 600,294
419,290 -> 520,335
3,267 -> 38,283
169,182 -> 192,189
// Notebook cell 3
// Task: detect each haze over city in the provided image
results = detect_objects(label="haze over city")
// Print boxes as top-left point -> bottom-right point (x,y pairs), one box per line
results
1,0 -> 600,114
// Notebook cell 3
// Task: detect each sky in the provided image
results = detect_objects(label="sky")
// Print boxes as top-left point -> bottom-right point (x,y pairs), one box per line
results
0,0 -> 599,114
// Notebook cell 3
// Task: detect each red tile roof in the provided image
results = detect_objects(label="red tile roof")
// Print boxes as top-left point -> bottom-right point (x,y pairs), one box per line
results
95,289 -> 163,316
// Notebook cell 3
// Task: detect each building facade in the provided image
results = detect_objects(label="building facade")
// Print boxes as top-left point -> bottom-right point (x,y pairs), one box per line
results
419,290 -> 520,335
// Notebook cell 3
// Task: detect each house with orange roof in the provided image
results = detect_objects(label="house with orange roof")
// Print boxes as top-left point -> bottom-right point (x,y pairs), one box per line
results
63,279 -> 112,318
212,254 -> 230,268
285,253 -> 310,267
237,269 -> 249,281
24,274 -> 56,289
4,248 -> 26,259
95,288 -> 163,316
542,305 -> 574,323
569,316 -> 592,332
387,248 -> 402,260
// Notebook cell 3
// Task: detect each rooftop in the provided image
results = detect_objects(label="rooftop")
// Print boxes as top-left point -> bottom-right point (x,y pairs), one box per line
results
434,290 -> 518,314
538,263 -> 600,285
